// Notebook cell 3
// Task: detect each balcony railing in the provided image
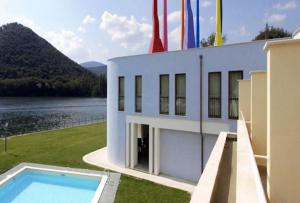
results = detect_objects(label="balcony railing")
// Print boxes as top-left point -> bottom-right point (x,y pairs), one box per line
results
118,96 -> 124,111
175,97 -> 186,116
190,114 -> 267,203
208,97 -> 221,118
160,96 -> 169,114
135,96 -> 142,113
229,98 -> 239,119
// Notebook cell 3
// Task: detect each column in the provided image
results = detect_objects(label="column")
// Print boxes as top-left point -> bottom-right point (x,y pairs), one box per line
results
149,126 -> 154,174
154,128 -> 160,175
126,122 -> 130,168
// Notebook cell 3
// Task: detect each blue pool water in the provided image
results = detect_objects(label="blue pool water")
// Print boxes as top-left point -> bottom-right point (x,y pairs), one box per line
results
0,170 -> 101,203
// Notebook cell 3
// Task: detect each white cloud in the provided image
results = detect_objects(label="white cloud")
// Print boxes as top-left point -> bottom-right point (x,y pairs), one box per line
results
141,17 -> 148,22
13,16 -> 40,32
168,11 -> 181,24
209,16 -> 215,24
231,25 -> 251,37
82,15 -> 96,25
100,11 -> 152,51
273,0 -> 297,10
266,14 -> 286,23
169,26 -> 180,50
239,26 -> 250,36
77,26 -> 86,33
201,0 -> 212,8
44,30 -> 89,62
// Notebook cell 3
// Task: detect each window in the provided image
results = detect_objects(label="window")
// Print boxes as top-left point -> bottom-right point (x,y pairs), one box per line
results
135,75 -> 142,112
175,74 -> 186,116
160,75 -> 169,114
208,72 -> 221,118
228,71 -> 243,119
118,77 -> 125,111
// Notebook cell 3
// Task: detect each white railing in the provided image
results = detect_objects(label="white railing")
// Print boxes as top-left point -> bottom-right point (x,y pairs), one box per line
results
236,114 -> 267,203
190,115 -> 267,203
190,132 -> 228,203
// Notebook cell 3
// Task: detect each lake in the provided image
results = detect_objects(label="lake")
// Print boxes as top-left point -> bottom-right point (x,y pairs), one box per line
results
0,97 -> 107,137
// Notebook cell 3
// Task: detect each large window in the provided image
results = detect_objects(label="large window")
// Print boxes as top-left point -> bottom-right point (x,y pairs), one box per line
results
160,75 -> 169,114
208,72 -> 221,118
228,71 -> 243,119
175,74 -> 186,116
118,77 -> 125,111
135,75 -> 142,113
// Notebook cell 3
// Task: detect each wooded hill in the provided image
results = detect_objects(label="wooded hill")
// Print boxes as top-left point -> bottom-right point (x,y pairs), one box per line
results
0,23 -> 106,97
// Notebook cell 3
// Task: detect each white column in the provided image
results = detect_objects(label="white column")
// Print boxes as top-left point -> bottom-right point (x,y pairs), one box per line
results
130,123 -> 137,168
125,122 -> 130,168
149,126 -> 154,174
154,128 -> 160,175
137,124 -> 142,138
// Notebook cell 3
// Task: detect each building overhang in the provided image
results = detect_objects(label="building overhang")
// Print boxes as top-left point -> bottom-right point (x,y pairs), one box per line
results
263,38 -> 300,51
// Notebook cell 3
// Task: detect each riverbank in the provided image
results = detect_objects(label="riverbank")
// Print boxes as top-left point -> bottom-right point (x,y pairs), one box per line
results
0,123 -> 190,203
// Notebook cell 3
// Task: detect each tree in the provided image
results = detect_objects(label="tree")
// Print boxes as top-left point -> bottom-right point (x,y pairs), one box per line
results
200,33 -> 226,47
254,24 -> 292,41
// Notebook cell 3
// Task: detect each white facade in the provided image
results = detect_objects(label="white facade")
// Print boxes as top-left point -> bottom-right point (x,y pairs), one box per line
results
107,41 -> 267,182
293,28 -> 300,39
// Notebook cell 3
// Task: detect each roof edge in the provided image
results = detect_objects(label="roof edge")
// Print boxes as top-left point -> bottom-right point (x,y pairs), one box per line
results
264,38 -> 300,51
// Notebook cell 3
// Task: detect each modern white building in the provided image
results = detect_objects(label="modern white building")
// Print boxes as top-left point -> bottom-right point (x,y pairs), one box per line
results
107,40 -> 267,182
293,28 -> 300,39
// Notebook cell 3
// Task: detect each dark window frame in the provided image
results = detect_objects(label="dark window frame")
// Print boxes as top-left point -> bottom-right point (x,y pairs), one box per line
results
175,73 -> 186,116
159,74 -> 169,115
135,75 -> 142,113
228,71 -> 243,119
208,72 -> 222,118
118,76 -> 125,111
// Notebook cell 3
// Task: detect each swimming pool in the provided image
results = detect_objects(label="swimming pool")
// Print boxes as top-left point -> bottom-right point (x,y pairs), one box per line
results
0,166 -> 108,203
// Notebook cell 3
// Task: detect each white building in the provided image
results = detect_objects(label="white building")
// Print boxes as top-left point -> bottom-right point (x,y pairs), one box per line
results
107,40 -> 267,182
293,28 -> 300,39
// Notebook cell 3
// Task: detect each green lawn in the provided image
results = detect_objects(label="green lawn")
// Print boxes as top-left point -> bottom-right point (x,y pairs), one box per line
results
0,123 -> 190,203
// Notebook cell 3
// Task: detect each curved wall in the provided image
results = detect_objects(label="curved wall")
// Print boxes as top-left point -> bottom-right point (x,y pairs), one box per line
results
107,41 -> 267,167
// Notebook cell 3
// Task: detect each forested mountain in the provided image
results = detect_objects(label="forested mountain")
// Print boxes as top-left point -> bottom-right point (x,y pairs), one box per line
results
81,61 -> 107,76
0,23 -> 106,97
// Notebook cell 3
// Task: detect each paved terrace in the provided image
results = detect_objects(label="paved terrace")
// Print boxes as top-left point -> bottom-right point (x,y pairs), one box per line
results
83,147 -> 195,193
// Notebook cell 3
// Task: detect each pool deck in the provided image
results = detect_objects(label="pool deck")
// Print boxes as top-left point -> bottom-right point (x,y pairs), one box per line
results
0,163 -> 120,203
83,147 -> 196,193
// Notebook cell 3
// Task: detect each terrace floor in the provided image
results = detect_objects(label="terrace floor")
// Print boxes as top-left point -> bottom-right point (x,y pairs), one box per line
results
83,147 -> 195,193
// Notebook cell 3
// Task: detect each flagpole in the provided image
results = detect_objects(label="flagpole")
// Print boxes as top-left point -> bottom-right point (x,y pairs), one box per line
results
181,0 -> 185,50
163,0 -> 168,51
196,0 -> 200,47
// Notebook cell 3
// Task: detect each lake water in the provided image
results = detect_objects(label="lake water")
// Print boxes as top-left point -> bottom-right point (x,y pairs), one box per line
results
0,97 -> 107,137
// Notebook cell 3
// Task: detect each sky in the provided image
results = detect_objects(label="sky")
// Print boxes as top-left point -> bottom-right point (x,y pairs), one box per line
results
0,0 -> 299,64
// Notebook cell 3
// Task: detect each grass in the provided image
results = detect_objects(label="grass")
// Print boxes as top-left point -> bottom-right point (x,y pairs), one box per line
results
0,123 -> 190,203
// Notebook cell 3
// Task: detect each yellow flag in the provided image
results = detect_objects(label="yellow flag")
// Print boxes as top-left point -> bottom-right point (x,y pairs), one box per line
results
214,0 -> 224,46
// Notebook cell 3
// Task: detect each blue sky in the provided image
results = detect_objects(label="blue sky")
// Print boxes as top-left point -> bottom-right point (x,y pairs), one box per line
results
0,0 -> 299,63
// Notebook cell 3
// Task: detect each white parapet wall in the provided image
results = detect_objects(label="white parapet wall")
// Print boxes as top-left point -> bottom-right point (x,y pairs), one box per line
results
236,118 -> 267,203
190,132 -> 228,203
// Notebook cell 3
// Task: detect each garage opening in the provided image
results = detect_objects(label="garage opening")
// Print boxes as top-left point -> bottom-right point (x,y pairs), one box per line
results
136,124 -> 149,172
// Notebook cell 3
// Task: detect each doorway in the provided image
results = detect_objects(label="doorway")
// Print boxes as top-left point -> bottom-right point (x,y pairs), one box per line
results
135,124 -> 149,171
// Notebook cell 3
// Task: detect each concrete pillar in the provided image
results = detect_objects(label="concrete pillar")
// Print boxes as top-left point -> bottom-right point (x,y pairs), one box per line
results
126,122 -> 130,167
238,80 -> 251,121
130,123 -> 138,168
154,128 -> 160,175
250,71 -> 267,163
266,40 -> 300,202
149,127 -> 154,174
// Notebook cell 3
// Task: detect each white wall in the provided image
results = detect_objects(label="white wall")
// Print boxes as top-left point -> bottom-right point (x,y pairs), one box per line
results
293,29 -> 300,39
160,129 -> 201,182
107,41 -> 267,167
160,130 -> 217,182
